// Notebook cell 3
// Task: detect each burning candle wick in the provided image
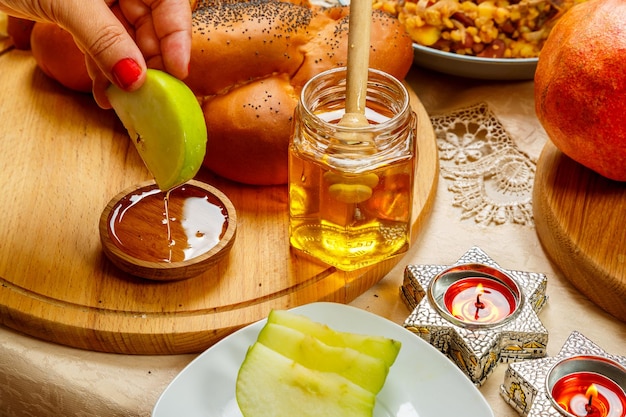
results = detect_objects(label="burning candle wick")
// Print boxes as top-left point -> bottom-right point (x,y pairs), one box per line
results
474,293 -> 485,310
473,294 -> 486,319
550,365 -> 626,417
585,391 -> 595,415
472,289 -> 486,320
443,276 -> 518,325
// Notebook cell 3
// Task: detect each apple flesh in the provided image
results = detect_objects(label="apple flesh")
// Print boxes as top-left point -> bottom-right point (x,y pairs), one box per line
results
236,310 -> 401,417
256,323 -> 390,394
106,69 -> 207,191
268,309 -> 401,368
236,342 -> 376,417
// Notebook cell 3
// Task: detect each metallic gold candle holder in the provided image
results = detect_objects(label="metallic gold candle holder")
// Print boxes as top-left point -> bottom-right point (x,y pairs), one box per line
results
501,331 -> 626,417
401,246 -> 549,386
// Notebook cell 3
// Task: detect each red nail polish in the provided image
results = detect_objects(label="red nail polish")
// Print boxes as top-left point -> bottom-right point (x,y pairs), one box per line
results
112,58 -> 142,89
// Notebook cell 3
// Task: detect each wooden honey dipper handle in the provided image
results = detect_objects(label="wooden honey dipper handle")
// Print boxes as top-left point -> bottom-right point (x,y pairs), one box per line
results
329,0 -> 376,207
340,0 -> 373,128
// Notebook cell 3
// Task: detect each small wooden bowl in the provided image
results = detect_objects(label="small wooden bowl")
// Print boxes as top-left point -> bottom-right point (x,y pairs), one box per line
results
99,180 -> 237,281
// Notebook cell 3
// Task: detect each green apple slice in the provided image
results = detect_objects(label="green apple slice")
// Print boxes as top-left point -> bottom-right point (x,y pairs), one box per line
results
106,69 -> 207,191
236,342 -> 376,417
267,309 -> 401,368
256,322 -> 390,394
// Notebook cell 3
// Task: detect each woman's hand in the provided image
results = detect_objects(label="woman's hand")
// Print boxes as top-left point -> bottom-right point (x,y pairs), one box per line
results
0,0 -> 192,108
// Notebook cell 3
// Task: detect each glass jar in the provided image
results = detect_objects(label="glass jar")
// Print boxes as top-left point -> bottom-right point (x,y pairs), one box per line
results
288,67 -> 418,271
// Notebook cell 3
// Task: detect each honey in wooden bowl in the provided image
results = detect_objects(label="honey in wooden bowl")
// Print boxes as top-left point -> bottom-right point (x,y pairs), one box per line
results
99,180 -> 236,281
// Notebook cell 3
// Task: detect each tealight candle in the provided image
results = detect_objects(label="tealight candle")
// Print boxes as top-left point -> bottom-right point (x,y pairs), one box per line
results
428,263 -> 523,329
443,277 -> 518,324
547,356 -> 626,417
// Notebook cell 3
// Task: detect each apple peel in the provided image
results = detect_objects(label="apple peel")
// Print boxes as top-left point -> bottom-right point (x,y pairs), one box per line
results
107,69 -> 207,191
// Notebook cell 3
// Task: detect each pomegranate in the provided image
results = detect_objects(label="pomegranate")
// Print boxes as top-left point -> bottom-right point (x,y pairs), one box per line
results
534,0 -> 626,181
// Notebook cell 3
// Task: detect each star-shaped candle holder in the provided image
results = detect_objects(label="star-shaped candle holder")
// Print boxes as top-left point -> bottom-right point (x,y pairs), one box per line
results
401,246 -> 549,386
500,331 -> 626,417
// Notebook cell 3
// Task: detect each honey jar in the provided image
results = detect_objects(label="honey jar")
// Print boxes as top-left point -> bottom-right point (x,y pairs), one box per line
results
288,67 -> 418,271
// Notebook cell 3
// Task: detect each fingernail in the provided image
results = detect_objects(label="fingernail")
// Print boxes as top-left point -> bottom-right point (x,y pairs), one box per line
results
112,58 -> 142,90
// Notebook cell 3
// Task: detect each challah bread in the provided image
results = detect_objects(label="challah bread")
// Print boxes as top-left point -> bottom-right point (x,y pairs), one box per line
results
186,0 -> 317,96
189,0 -> 414,185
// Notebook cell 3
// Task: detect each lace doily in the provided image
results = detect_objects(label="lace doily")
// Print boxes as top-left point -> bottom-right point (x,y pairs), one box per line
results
431,102 -> 535,226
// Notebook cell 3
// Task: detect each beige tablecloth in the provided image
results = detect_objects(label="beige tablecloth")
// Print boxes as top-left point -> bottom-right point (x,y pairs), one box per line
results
1,53 -> 625,417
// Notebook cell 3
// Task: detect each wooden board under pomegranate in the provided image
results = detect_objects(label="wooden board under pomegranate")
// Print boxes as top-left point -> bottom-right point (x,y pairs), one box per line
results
533,140 -> 626,323
0,51 -> 438,354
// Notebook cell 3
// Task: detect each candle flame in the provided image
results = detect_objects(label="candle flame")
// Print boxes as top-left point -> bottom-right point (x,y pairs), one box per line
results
586,384 -> 599,400
475,283 -> 485,296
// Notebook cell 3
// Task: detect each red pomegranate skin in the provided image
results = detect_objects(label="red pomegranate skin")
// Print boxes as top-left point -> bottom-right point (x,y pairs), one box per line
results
534,0 -> 626,181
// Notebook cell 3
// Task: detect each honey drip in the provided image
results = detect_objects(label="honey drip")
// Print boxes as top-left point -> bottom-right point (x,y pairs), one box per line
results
164,189 -> 173,262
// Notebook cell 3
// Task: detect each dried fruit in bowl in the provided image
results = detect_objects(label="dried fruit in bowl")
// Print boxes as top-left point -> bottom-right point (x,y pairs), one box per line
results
375,0 -> 587,58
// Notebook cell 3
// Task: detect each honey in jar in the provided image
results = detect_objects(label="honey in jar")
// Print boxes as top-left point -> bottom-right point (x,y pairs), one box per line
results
288,67 -> 418,271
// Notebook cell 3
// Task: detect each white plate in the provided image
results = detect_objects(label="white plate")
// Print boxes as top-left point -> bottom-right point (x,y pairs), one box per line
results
412,43 -> 537,80
152,302 -> 494,417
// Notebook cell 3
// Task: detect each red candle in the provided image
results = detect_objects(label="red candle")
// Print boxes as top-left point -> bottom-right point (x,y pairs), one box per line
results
443,277 -> 517,325
551,372 -> 626,417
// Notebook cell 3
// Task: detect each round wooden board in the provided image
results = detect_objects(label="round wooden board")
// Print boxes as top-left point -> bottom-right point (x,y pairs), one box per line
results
533,140 -> 626,323
0,51 -> 438,354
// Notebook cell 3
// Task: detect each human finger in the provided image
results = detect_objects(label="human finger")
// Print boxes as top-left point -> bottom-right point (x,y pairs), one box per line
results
53,0 -> 147,94
118,0 -> 191,79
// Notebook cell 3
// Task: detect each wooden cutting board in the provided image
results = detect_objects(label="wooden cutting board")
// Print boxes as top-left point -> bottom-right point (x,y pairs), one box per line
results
0,51 -> 438,354
533,140 -> 626,323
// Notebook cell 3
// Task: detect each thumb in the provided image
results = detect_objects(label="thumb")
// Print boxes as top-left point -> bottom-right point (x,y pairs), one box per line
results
54,1 -> 147,96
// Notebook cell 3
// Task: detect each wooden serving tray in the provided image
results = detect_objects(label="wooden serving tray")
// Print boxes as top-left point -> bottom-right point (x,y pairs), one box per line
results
0,51 -> 438,354
533,140 -> 626,323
